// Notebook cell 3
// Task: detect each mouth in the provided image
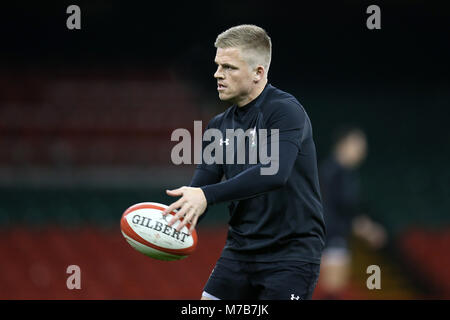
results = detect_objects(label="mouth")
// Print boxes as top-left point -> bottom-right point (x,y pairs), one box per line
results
217,83 -> 227,91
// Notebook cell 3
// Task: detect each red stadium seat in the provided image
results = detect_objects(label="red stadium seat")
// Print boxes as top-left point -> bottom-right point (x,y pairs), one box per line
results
0,225 -> 228,299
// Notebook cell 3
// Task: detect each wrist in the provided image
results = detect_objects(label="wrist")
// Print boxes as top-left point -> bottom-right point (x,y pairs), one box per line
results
200,185 -> 216,205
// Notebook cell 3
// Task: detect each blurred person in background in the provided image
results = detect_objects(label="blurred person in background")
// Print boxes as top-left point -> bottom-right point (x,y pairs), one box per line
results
318,126 -> 387,299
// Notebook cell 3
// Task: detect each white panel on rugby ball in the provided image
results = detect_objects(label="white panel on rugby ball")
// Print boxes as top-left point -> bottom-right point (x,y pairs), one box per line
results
120,202 -> 198,261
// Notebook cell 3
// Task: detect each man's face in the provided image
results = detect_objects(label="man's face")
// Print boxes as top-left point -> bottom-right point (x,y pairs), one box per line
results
214,47 -> 255,106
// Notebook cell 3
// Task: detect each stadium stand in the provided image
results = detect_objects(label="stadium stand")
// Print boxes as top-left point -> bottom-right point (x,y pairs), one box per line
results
0,69 -> 448,299
398,228 -> 450,299
0,225 -> 227,299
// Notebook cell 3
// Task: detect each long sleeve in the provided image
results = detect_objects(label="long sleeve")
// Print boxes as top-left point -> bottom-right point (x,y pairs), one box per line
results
201,140 -> 298,205
200,98 -> 307,205
187,118 -> 225,224
190,167 -> 223,188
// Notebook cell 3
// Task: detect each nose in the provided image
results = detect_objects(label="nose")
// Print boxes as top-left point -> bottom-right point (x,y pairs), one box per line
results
214,66 -> 224,79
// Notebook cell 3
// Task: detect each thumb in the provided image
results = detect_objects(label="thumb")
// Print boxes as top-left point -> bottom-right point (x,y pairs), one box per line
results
166,188 -> 184,197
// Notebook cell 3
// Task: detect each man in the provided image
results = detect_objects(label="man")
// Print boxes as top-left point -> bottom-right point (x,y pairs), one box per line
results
318,127 -> 387,299
163,25 -> 326,300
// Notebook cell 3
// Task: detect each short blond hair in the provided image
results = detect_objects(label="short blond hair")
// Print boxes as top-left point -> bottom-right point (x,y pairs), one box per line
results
215,24 -> 272,76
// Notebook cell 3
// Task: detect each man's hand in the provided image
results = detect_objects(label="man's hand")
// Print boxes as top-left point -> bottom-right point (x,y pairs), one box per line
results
352,215 -> 388,249
163,186 -> 207,234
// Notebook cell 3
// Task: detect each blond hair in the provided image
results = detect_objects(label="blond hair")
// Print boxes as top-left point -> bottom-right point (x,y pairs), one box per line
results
215,24 -> 272,76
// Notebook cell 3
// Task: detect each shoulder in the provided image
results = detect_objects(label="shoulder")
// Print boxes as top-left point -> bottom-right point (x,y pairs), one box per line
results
263,85 -> 308,124
320,157 -> 344,179
320,157 -> 337,173
264,85 -> 306,116
206,106 -> 235,129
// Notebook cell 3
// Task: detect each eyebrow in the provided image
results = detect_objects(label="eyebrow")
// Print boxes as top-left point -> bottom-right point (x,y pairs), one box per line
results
215,61 -> 238,68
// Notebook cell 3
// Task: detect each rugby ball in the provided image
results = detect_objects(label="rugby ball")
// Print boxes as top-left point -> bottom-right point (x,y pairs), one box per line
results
120,202 -> 198,261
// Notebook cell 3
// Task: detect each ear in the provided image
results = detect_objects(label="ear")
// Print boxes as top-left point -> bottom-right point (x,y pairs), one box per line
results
253,65 -> 265,82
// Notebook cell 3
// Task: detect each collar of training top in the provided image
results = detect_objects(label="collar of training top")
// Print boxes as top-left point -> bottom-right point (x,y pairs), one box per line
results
235,83 -> 271,115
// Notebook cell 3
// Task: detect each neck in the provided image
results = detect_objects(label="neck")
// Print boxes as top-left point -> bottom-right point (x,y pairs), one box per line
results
236,79 -> 268,107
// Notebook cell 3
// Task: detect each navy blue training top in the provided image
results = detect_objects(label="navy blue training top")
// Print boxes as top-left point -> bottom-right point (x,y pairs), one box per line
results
190,83 -> 326,263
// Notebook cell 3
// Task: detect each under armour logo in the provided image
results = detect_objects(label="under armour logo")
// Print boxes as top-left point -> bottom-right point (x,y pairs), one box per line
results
290,294 -> 300,300
220,138 -> 230,146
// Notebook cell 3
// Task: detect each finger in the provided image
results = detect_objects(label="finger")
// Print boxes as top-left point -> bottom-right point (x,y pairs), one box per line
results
177,207 -> 197,232
168,202 -> 191,226
163,197 -> 185,215
176,207 -> 196,232
189,214 -> 199,234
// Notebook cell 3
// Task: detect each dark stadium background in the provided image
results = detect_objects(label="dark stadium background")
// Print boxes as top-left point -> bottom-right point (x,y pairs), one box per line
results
0,1 -> 448,299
